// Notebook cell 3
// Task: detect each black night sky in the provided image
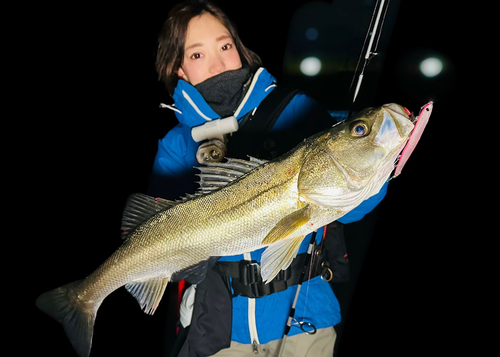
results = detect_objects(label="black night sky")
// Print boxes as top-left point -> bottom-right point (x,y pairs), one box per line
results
23,1 -> 468,356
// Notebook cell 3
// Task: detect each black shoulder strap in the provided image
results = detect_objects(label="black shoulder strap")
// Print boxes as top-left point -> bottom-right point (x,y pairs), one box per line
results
237,86 -> 302,134
226,86 -> 302,160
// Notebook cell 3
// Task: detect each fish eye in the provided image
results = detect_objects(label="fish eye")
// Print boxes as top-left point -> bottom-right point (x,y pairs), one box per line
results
350,121 -> 370,137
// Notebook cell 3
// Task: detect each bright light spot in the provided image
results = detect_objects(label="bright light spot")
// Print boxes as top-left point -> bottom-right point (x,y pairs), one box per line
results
300,57 -> 321,76
306,27 -> 318,41
420,57 -> 443,78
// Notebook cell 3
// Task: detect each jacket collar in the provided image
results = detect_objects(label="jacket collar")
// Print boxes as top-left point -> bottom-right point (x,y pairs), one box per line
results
166,67 -> 277,128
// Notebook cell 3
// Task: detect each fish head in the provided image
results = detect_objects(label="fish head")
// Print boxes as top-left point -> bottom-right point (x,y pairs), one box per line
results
298,103 -> 414,209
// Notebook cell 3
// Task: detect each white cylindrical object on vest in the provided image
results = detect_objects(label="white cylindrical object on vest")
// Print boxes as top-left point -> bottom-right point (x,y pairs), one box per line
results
191,116 -> 239,142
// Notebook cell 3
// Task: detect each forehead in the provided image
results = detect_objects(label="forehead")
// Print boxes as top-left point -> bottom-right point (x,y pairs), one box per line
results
184,13 -> 231,47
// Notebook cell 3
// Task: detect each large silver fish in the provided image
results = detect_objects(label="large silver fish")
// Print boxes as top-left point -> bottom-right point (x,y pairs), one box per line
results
36,103 -> 416,357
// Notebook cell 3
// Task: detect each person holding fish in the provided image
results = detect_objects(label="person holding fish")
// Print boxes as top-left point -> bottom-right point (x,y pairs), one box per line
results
35,1 -> 418,355
149,1 -> 389,356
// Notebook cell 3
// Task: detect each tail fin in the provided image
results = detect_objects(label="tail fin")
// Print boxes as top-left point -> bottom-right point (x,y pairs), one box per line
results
36,280 -> 100,357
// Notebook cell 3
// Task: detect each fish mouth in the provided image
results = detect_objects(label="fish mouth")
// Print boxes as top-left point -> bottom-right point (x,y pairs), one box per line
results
383,103 -> 416,132
374,103 -> 415,149
383,103 -> 410,119
369,103 -> 415,184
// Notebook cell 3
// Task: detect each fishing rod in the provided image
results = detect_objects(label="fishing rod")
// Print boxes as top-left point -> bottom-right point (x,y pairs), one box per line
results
277,2 -> 393,356
348,0 -> 391,117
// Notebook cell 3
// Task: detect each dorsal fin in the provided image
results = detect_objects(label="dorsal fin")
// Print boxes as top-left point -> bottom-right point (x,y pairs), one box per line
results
121,193 -> 177,239
192,156 -> 268,194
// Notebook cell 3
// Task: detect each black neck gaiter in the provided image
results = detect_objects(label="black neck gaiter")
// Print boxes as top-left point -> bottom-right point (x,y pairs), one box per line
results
195,66 -> 251,118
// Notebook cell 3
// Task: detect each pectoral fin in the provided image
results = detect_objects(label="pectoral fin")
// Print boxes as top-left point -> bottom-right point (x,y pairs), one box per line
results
261,205 -> 311,245
125,277 -> 169,315
259,205 -> 311,282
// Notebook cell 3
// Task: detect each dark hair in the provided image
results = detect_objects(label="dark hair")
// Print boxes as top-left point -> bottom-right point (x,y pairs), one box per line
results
156,0 -> 263,96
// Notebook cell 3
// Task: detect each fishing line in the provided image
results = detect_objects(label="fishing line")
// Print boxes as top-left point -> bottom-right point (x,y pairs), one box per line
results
278,230 -> 318,357
299,247 -> 314,320
300,227 -> 327,320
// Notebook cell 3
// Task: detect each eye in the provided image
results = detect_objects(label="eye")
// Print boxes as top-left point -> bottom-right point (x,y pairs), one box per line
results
221,43 -> 233,51
350,121 -> 370,137
190,53 -> 202,59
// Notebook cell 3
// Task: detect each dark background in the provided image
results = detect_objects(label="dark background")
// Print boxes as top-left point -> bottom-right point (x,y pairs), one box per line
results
24,0 -> 467,356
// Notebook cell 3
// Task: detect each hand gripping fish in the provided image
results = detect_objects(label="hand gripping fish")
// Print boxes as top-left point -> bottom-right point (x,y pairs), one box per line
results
36,103 -> 424,357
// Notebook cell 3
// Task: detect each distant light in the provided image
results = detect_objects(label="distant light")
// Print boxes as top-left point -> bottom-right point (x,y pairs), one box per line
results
306,27 -> 319,41
300,57 -> 321,76
420,57 -> 443,78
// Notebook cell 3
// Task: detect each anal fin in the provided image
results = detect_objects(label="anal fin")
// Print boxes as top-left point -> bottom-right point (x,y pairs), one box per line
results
125,277 -> 169,315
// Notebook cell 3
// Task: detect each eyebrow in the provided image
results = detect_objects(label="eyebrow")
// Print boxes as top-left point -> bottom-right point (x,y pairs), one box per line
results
185,34 -> 233,52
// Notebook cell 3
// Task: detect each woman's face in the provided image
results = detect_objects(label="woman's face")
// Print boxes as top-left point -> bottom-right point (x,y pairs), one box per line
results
177,13 -> 242,86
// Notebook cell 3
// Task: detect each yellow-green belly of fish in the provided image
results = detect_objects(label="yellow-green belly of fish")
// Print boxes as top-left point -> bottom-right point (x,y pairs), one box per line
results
36,103 -> 415,357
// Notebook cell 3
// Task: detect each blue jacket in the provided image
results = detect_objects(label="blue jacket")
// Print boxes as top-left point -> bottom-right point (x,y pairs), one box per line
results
148,67 -> 388,345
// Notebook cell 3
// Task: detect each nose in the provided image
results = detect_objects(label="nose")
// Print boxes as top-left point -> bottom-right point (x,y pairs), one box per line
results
209,55 -> 226,75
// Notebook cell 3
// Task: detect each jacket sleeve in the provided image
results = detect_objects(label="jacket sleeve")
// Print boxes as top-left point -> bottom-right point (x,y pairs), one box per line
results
147,124 -> 199,200
275,93 -> 389,224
